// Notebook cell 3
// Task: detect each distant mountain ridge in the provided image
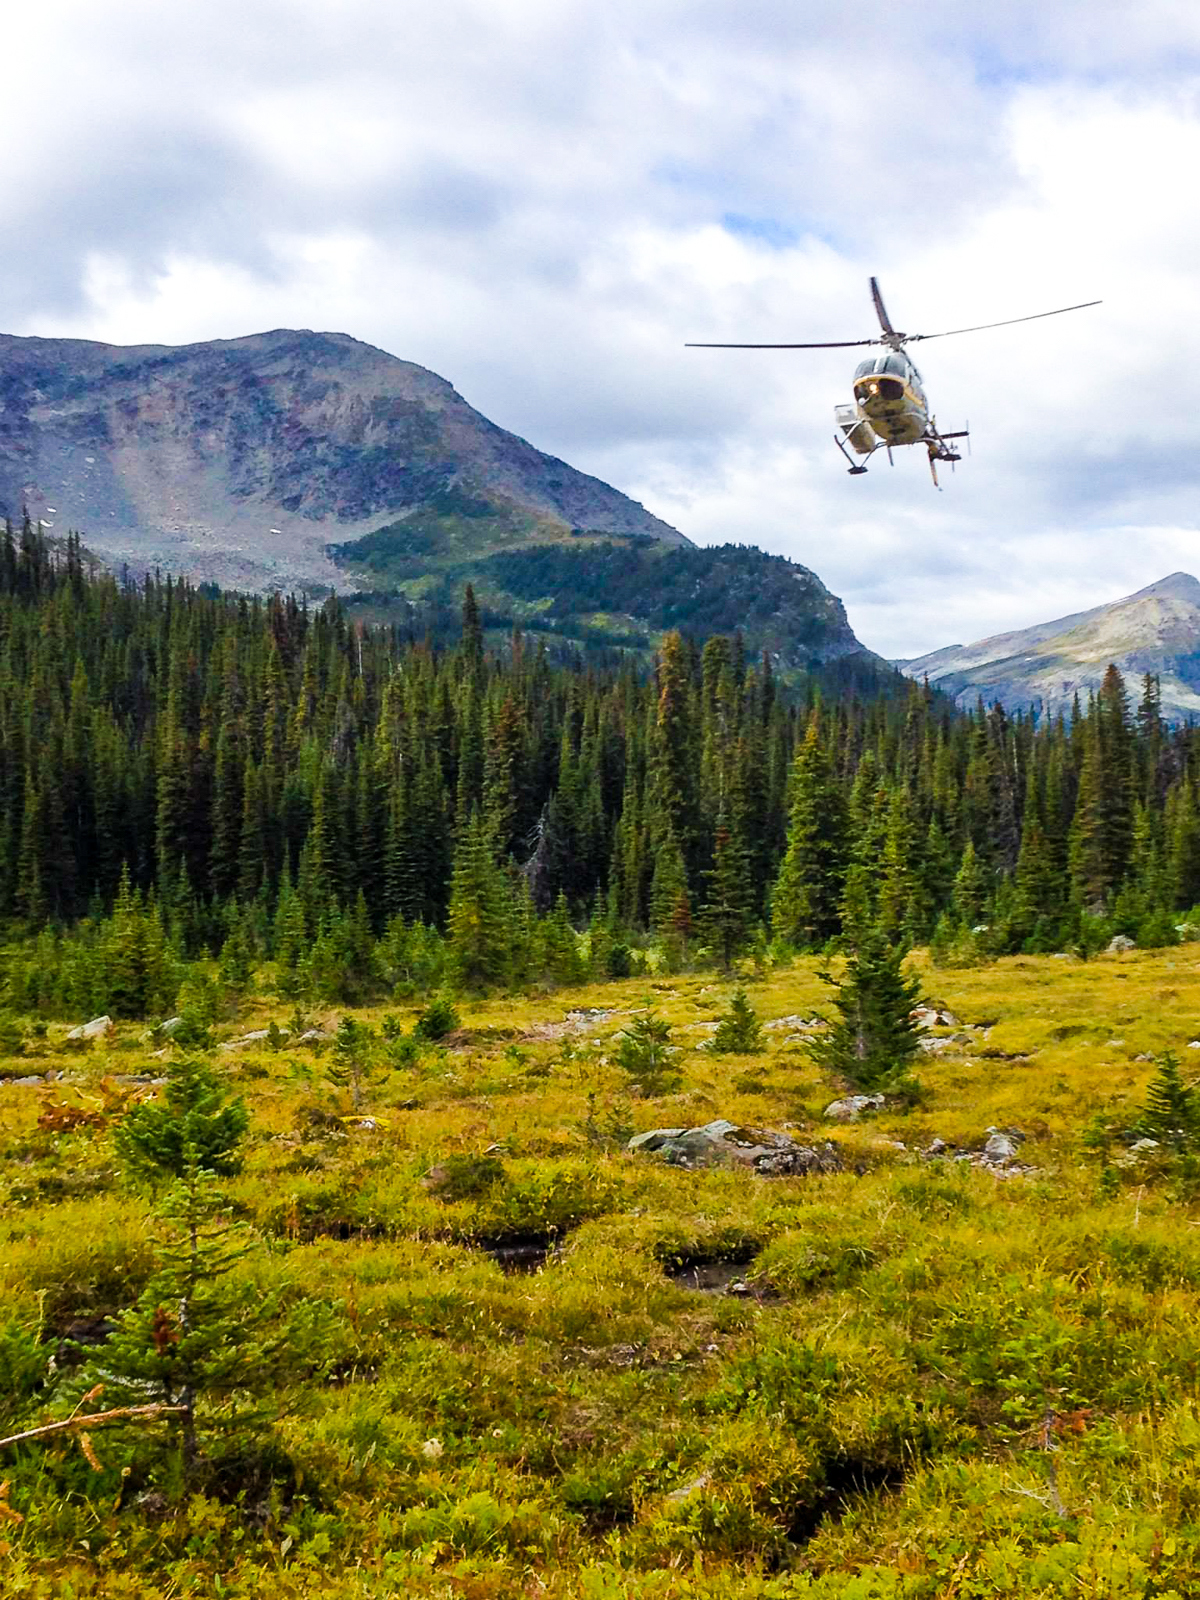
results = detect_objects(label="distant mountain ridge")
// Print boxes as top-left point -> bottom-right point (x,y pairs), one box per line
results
900,572 -> 1200,722
0,326 -> 880,676
0,327 -> 686,594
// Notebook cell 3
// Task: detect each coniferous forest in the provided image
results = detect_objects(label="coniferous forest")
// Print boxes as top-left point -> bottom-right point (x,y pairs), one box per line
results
2,515 -> 1199,1014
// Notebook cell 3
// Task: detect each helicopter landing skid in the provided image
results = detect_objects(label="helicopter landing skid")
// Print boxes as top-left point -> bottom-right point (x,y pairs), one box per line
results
834,432 -> 877,475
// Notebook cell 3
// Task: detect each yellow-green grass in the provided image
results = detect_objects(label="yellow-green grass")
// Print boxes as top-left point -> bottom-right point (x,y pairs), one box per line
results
2,947 -> 1200,1596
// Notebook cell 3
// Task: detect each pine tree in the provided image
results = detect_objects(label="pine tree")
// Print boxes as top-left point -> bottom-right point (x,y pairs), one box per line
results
876,785 -> 921,942
649,827 -> 689,936
115,1055 -> 249,1183
1068,725 -> 1109,909
91,1164 -> 326,1485
808,929 -> 923,1092
702,815 -> 753,970
1010,765 -> 1063,946
711,988 -> 764,1054
648,631 -> 699,876
1168,780 -> 1200,910
953,840 -> 989,928
771,714 -> 847,948
328,1016 -> 379,1114
541,891 -> 584,985
102,868 -> 174,1019
447,810 -> 511,989
1135,1051 -> 1198,1150
483,691 -> 526,858
1096,663 -> 1135,887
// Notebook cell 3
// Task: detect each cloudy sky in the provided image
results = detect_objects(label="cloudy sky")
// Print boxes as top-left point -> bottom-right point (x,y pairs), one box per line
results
6,0 -> 1200,656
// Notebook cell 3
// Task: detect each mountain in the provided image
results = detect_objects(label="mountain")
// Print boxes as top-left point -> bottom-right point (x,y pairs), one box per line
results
899,572 -> 1200,721
0,328 -> 686,594
0,326 -> 880,676
336,531 -> 875,674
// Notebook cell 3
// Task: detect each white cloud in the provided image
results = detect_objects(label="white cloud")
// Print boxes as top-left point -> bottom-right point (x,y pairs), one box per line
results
5,0 -> 1200,656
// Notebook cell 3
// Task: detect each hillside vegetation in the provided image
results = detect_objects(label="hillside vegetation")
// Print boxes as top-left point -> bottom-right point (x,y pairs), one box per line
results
335,532 -> 869,671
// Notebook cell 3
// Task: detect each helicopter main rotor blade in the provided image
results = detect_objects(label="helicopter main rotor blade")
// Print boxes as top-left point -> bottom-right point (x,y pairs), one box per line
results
870,277 -> 896,337
685,338 -> 880,349
909,300 -> 1102,342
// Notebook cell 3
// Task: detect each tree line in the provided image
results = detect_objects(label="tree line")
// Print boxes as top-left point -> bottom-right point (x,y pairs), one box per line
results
2,515 -> 1199,1009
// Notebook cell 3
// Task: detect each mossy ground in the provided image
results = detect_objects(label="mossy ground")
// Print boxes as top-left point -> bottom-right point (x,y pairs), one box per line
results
3,947 -> 1200,1596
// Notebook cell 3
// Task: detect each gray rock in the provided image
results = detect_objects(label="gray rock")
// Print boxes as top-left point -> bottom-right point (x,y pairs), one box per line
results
159,1016 -> 184,1036
628,1127 -> 687,1152
980,1126 -> 1026,1165
66,1015 -> 112,1041
911,1005 -> 960,1028
628,1118 -> 841,1176
1108,934 -> 1136,953
219,1027 -> 290,1051
926,1129 -> 1034,1176
982,1132 -> 1019,1163
1117,1137 -> 1163,1167
755,1144 -> 842,1176
5,1074 -> 45,1087
824,1093 -> 885,1122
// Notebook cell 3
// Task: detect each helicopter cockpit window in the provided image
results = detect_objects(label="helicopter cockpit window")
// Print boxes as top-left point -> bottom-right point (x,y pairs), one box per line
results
853,359 -> 875,381
882,352 -> 908,377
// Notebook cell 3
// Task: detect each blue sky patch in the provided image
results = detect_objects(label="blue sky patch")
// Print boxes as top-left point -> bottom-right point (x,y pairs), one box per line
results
720,213 -> 800,249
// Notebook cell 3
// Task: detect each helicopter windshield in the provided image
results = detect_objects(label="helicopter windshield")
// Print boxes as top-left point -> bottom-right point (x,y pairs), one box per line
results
854,352 -> 912,380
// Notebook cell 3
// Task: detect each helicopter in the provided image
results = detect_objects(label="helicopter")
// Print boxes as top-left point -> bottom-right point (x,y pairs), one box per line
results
687,278 -> 1101,487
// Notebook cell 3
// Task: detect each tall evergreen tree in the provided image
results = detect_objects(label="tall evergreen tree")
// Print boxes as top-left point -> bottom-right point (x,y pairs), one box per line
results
771,714 -> 847,948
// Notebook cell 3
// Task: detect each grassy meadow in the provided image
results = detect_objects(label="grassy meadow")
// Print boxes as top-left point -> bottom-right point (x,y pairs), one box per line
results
3,945 -> 1200,1597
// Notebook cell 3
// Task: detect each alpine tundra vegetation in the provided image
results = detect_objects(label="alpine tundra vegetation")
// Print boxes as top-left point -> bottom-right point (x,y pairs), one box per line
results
3,524 -> 1200,1595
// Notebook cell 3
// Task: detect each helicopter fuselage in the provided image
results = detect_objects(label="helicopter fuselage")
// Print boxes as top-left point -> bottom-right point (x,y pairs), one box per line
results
846,350 -> 928,447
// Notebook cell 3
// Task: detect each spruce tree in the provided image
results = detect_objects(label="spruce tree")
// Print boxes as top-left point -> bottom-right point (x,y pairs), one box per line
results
771,714 -> 847,949
1068,726 -> 1109,909
702,815 -> 753,970
114,1055 -> 249,1183
953,840 -> 989,928
447,810 -> 511,989
711,988 -> 764,1054
328,1015 -> 379,1114
1136,1051 -> 1198,1151
91,1164 -> 325,1485
808,929 -> 923,1093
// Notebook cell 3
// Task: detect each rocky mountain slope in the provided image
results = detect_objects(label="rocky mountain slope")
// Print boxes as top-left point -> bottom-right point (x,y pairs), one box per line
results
0,328 -> 686,594
0,326 -> 880,675
900,572 -> 1200,721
